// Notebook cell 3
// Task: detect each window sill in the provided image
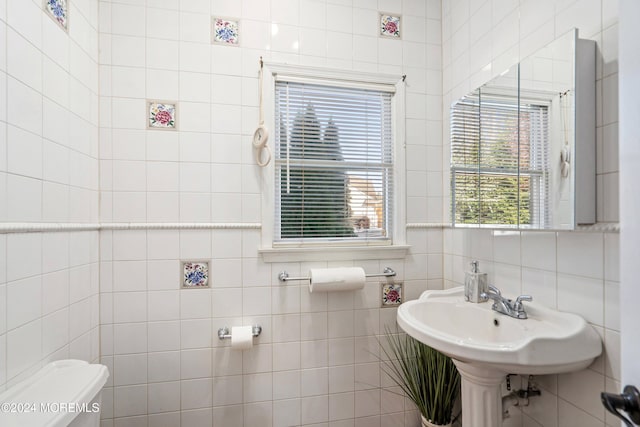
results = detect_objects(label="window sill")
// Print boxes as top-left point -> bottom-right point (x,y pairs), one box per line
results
259,244 -> 410,263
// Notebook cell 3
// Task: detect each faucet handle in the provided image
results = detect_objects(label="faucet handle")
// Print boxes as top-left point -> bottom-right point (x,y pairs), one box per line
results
515,295 -> 532,304
513,295 -> 532,312
488,285 -> 501,295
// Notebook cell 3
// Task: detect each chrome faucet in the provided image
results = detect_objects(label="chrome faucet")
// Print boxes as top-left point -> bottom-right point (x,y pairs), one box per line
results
480,285 -> 532,319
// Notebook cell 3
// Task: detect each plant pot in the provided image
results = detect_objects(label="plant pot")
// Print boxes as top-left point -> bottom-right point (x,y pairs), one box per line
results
421,415 -> 452,427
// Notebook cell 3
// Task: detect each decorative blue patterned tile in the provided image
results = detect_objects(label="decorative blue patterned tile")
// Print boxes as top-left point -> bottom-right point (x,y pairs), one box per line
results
212,17 -> 239,45
380,13 -> 401,39
381,282 -> 403,306
182,261 -> 209,288
44,0 -> 68,31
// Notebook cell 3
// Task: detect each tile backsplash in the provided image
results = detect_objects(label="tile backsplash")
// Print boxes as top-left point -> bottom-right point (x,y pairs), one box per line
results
381,282 -> 403,307
443,228 -> 620,427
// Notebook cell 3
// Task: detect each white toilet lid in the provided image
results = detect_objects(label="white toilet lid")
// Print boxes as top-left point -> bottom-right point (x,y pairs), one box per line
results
0,359 -> 109,427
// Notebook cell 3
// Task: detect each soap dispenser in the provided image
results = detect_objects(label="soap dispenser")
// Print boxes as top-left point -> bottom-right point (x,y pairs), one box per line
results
464,260 -> 488,303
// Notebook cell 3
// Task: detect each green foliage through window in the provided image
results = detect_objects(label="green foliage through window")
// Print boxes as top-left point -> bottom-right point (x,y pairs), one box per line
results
275,81 -> 394,242
451,93 -> 548,227
280,105 -> 354,238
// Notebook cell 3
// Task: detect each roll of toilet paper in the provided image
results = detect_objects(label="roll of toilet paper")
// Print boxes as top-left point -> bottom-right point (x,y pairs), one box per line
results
308,267 -> 366,293
231,326 -> 253,350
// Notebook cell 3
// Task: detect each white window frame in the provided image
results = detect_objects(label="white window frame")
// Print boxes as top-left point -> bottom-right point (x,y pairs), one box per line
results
259,63 -> 408,262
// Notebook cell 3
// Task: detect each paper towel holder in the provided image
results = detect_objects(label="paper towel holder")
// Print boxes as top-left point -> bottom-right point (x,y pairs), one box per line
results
218,325 -> 262,340
278,267 -> 396,282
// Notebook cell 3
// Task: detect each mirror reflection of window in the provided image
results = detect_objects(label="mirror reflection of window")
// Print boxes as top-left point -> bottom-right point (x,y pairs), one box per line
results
449,28 -> 595,230
450,88 -> 550,228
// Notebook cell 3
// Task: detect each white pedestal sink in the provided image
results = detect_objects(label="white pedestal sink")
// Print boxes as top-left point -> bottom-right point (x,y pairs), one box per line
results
397,287 -> 602,427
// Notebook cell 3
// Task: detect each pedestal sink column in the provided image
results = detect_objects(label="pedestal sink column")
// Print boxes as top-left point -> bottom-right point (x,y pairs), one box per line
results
452,360 -> 506,427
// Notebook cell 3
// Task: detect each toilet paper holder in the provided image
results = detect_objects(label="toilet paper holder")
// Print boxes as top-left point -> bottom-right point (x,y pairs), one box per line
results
278,267 -> 396,282
218,325 -> 262,340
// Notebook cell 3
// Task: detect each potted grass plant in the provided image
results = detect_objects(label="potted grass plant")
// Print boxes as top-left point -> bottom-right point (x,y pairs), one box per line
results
382,329 -> 461,427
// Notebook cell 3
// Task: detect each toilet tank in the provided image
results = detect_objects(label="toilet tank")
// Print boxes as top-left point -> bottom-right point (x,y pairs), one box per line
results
0,359 -> 109,427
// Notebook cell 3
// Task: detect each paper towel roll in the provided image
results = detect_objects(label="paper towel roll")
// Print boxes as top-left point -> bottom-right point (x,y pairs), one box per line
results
309,267 -> 366,293
231,326 -> 253,350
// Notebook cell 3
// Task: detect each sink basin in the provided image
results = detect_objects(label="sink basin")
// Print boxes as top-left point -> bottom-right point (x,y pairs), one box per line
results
397,286 -> 602,375
397,286 -> 602,426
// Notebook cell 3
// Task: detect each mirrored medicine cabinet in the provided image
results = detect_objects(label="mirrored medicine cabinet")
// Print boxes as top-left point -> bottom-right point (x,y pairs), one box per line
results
450,29 -> 596,230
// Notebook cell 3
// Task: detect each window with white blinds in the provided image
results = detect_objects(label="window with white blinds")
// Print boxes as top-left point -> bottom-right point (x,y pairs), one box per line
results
450,92 -> 550,227
274,80 -> 394,243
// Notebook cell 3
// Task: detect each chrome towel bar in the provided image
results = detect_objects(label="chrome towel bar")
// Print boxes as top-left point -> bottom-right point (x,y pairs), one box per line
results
278,267 -> 396,282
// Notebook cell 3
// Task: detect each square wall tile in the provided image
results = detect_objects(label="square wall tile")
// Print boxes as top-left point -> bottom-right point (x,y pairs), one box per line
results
182,261 -> 210,288
212,17 -> 239,45
43,0 -> 68,31
274,399 -> 301,427
381,282 -> 402,307
380,13 -> 401,38
148,101 -> 177,130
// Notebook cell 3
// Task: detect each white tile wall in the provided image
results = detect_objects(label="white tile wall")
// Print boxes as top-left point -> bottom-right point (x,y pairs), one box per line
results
101,230 -> 442,426
98,0 -> 442,425
441,2 -> 619,425
0,0 -> 100,391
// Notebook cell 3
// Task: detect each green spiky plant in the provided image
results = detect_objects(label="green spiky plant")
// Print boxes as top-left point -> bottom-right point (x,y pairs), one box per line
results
381,328 -> 461,426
